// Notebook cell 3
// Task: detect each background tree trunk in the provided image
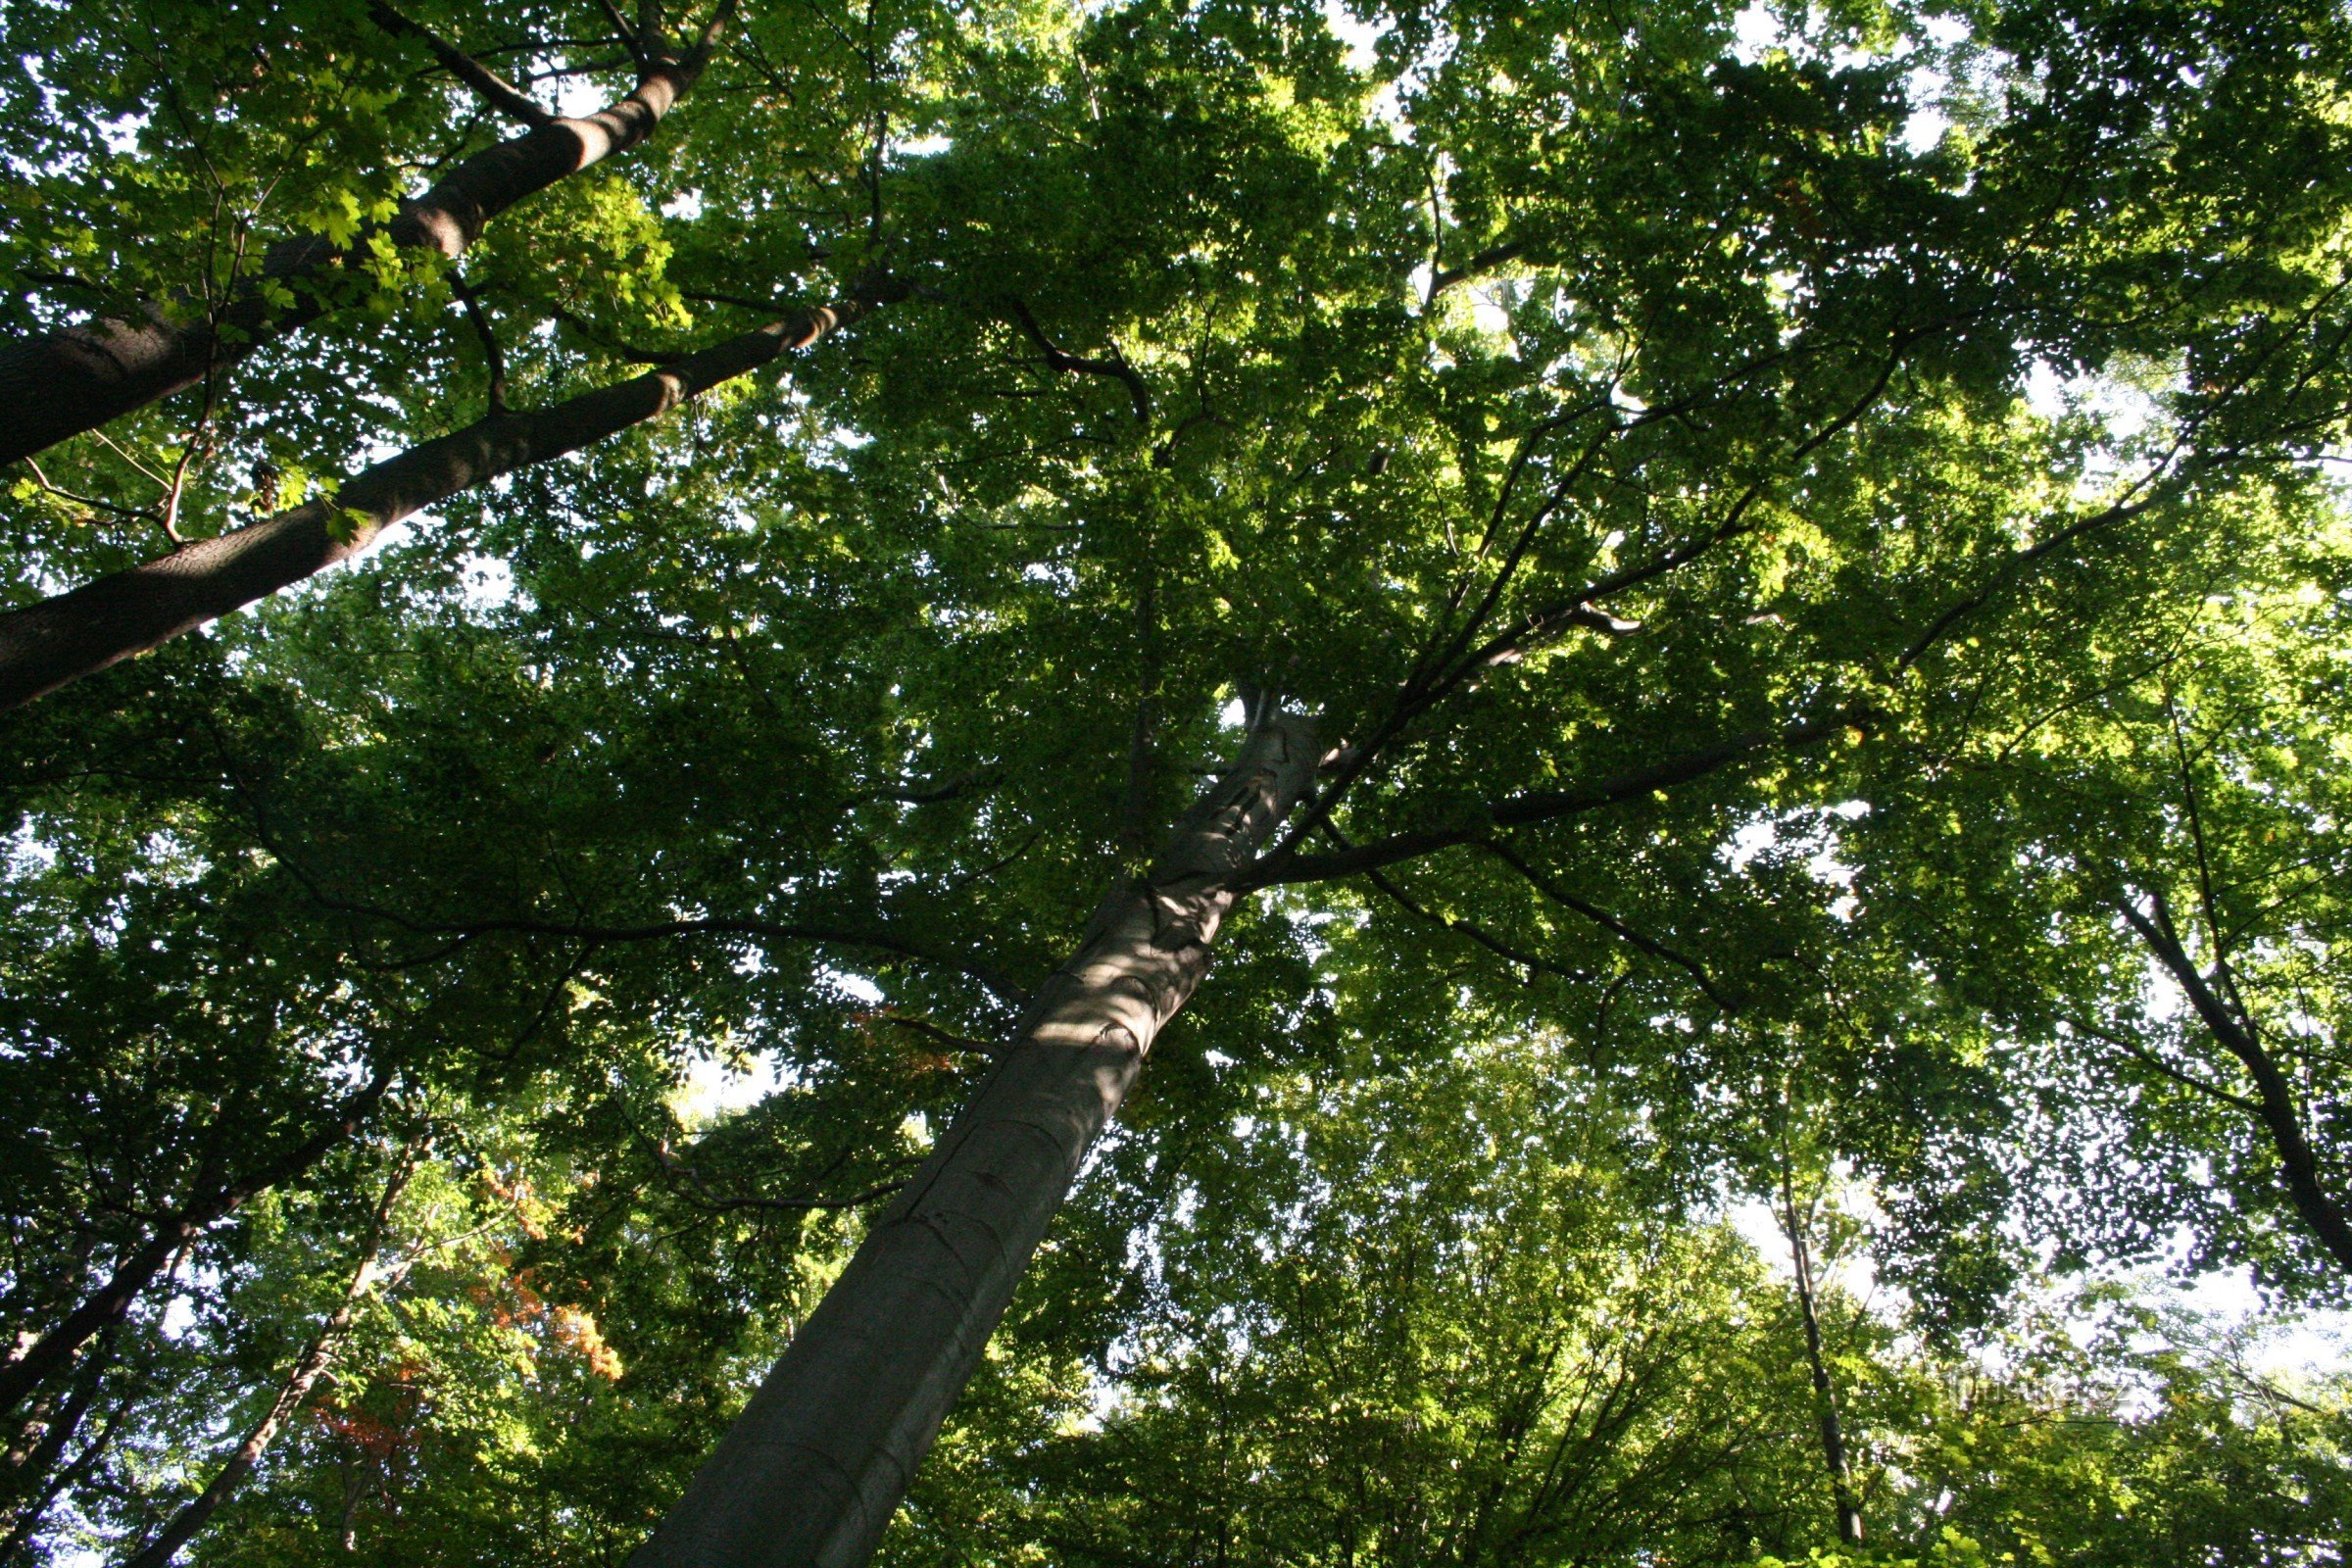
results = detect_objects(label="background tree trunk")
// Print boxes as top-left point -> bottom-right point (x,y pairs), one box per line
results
1778,1160 -> 1863,1546
119,1152 -> 414,1568
2118,899 -> 2352,1276
0,1067 -> 389,1421
631,698 -> 1320,1568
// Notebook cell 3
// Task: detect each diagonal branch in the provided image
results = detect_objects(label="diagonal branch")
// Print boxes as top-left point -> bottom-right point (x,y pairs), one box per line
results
1354,855 -> 1596,987
2114,892 -> 2352,1273
1473,837 -> 1740,1010
0,284 -> 902,711
0,0 -> 743,466
1002,297 -> 1152,425
368,2 -> 554,128
1429,238 -> 1529,298
451,273 -> 510,413
0,1064 -> 393,1422
2059,1012 -> 2260,1112
1244,710 -> 1866,890
1279,328 -> 1926,869
284,880 -> 1027,1009
2166,691 -> 2261,1036
119,1146 -> 418,1568
549,301 -> 694,364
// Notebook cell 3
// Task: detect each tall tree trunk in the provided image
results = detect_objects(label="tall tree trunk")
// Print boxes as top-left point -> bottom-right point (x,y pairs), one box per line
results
0,17 -> 730,466
2116,899 -> 2352,1275
631,698 -> 1320,1568
0,1331 -> 114,1541
0,1378 -> 133,1566
0,1067 -> 390,1421
119,1153 -> 414,1568
1778,1161 -> 1862,1546
0,292 -> 889,713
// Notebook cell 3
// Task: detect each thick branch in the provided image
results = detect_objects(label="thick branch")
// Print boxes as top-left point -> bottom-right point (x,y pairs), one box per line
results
1245,711 -> 1863,889
368,910 -> 1026,1009
1003,298 -> 1152,425
1429,238 -> 1528,297
0,289 -> 896,712
452,276 -> 510,413
368,2 -> 554,127
0,7 -> 738,466
2115,897 -> 2352,1274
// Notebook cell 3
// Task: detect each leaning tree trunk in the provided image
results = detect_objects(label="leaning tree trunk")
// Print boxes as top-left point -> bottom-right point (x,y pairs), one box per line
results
0,1066 -> 390,1422
631,699 -> 1320,1568
0,21 -> 724,466
120,1152 -> 414,1568
0,1330 -> 113,1541
0,292 -> 890,712
1779,1161 -> 1863,1546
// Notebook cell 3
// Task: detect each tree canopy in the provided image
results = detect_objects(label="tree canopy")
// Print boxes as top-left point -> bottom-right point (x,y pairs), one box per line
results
3,0 -> 2350,1561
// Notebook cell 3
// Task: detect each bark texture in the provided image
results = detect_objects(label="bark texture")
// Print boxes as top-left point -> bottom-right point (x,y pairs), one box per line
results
0,296 -> 882,712
631,701 -> 1321,1568
0,43 -> 713,466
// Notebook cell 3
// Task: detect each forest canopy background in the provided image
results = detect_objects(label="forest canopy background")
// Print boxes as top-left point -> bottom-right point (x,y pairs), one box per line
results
3,0 -> 2352,1562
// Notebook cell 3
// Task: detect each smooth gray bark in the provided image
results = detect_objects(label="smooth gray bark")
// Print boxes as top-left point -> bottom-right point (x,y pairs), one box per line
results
0,294 -> 885,712
632,700 -> 1320,1568
0,33 -> 719,466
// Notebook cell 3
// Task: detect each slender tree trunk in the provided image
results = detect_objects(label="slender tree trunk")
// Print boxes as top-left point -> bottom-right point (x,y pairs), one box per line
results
0,292 -> 889,712
0,27 -> 726,466
2117,900 -> 2352,1275
1778,1162 -> 1862,1546
0,1068 -> 389,1420
632,698 -> 1320,1568
0,1331 -> 113,1538
0,1381 -> 133,1566
119,1155 -> 413,1568
0,1233 -> 183,1433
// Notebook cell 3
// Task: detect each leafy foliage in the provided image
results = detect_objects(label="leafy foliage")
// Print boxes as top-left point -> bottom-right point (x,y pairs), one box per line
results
4,0 -> 2352,1560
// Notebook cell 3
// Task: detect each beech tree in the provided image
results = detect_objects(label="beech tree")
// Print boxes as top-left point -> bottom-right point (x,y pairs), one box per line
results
6,0 -> 2352,1563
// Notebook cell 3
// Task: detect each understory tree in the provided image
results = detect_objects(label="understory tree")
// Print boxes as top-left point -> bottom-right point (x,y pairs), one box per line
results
6,0 -> 2352,1562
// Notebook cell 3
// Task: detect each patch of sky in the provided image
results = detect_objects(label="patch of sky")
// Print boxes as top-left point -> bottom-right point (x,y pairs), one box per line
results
1729,1187 -> 2348,1385
551,74 -> 609,121
1731,3 -> 1782,66
674,1047 -> 791,1122
823,966 -> 885,1005
458,552 -> 517,612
